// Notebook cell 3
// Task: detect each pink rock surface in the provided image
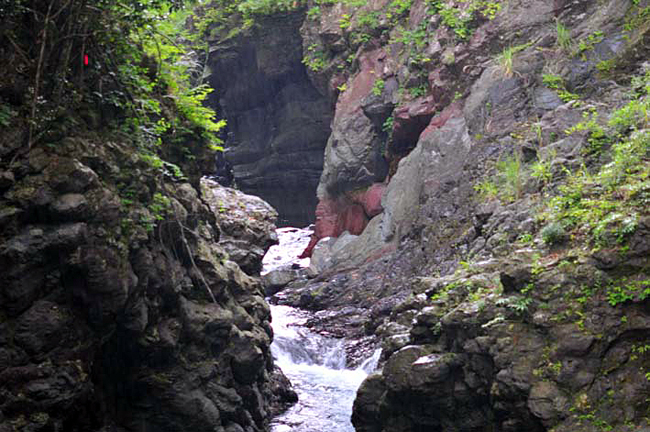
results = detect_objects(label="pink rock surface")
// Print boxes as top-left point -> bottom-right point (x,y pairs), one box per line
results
420,102 -> 463,139
351,183 -> 386,218
391,95 -> 438,153
336,49 -> 387,118
299,184 -> 386,257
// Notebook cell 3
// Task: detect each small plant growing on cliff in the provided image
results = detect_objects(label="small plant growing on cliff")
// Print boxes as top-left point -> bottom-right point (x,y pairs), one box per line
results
303,44 -> 328,72
149,192 -> 172,221
556,20 -> 572,51
372,78 -> 385,96
339,13 -> 352,29
382,116 -> 394,133
496,296 -> 532,314
530,150 -> 555,187
307,6 -> 321,20
409,84 -> 428,98
565,110 -> 608,155
497,43 -> 531,77
496,153 -> 525,201
542,74 -> 580,103
474,180 -> 499,200
541,222 -> 566,245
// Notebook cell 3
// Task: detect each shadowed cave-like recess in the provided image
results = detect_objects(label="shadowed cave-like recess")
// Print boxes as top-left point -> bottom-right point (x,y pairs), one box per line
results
205,11 -> 333,227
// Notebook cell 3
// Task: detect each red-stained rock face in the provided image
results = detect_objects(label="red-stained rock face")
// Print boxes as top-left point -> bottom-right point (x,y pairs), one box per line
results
419,101 -> 463,139
351,183 -> 386,218
335,49 -> 388,118
336,203 -> 368,236
299,183 -> 386,258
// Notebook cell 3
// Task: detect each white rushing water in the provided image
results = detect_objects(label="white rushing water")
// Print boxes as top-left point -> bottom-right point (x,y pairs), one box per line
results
265,228 -> 380,432
262,227 -> 312,275
270,305 -> 378,432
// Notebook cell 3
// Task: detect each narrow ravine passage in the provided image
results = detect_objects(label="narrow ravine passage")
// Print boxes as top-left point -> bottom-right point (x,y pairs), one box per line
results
263,228 -> 380,432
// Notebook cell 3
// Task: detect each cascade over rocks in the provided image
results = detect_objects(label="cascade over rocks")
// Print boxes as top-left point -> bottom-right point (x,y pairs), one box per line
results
204,11 -> 333,227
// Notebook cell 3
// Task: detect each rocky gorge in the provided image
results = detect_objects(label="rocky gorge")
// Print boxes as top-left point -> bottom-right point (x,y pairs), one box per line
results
1,0 -> 650,431
213,0 -> 650,431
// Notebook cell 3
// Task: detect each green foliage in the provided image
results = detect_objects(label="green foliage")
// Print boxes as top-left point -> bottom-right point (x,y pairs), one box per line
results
555,19 -> 572,51
372,78 -> 385,96
576,31 -> 604,57
339,13 -> 352,29
386,0 -> 412,22
497,43 -> 532,77
357,11 -> 381,30
541,222 -> 566,245
382,116 -> 394,133
624,3 -> 650,32
237,0 -> 301,16
607,278 -> 650,306
530,155 -> 553,186
149,192 -> 172,221
303,44 -> 328,72
427,0 -> 502,40
566,110 -> 608,155
496,153 -> 525,201
307,6 -> 321,20
517,233 -> 534,244
408,84 -> 428,98
496,296 -> 532,314
542,74 -> 580,103
0,102 -> 16,127
474,180 -> 499,200
541,71 -> 650,248
393,21 -> 428,50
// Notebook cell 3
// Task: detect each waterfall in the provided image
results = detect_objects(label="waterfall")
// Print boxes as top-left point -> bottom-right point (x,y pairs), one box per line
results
265,228 -> 380,431
270,305 -> 378,432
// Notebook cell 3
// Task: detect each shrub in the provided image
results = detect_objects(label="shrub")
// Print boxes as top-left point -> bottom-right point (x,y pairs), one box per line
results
541,222 -> 566,245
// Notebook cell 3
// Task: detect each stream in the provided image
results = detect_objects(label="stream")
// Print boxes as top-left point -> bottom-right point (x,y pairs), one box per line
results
262,228 -> 380,432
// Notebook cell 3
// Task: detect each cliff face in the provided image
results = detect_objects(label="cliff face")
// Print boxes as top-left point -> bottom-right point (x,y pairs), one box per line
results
205,11 -> 333,227
256,0 -> 650,431
0,129 -> 293,431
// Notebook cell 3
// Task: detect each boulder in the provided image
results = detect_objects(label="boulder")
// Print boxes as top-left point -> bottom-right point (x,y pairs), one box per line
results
201,178 -> 278,275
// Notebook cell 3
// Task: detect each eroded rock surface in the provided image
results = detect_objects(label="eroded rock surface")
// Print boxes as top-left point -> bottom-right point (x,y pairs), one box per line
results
0,135 -> 290,432
201,177 -> 278,275
205,11 -> 333,227
264,0 -> 650,431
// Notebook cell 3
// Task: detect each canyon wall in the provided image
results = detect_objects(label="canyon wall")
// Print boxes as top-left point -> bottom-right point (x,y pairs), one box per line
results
205,12 -> 333,227
259,0 -> 650,431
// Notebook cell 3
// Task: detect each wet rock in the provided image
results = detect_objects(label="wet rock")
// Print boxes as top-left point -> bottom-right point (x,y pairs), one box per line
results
351,373 -> 386,432
263,267 -> 303,295
527,381 -> 570,427
382,345 -> 431,392
206,12 -> 331,226
201,178 -> 278,275
268,366 -> 298,415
